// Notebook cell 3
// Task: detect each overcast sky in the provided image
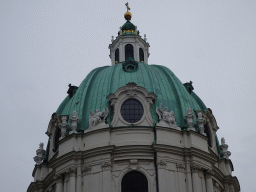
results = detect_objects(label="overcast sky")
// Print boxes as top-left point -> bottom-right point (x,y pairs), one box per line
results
0,0 -> 255,191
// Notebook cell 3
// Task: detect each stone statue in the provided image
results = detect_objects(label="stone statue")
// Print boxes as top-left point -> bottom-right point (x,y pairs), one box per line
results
197,112 -> 206,136
59,115 -> 68,140
156,104 -> 177,127
89,107 -> 109,128
111,36 -> 114,43
33,142 -> 46,165
220,137 -> 231,159
69,110 -> 79,134
118,27 -> 122,35
144,34 -> 147,42
185,107 -> 195,131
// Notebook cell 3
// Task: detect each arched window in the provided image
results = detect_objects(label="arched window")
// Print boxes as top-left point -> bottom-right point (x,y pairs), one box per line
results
121,171 -> 148,192
115,48 -> 119,63
139,48 -> 144,62
204,124 -> 212,147
53,127 -> 61,152
125,44 -> 134,59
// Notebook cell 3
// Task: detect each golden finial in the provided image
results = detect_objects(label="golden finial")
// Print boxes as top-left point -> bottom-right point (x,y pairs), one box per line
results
124,2 -> 132,21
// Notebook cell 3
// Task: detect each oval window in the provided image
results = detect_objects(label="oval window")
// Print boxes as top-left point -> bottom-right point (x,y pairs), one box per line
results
121,99 -> 144,123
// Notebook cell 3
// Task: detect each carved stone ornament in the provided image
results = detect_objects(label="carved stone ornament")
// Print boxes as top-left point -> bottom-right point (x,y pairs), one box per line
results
205,170 -> 214,179
185,107 -> 195,131
33,142 -> 46,165
107,82 -> 156,127
190,163 -> 200,173
82,166 -> 91,174
130,159 -> 138,165
89,107 -> 109,129
54,174 -> 62,184
176,163 -> 186,171
68,167 -> 77,177
197,112 -> 206,136
101,162 -> 112,171
126,82 -> 138,97
156,103 -> 180,130
69,110 -> 79,135
157,160 -> 167,169
220,137 -> 231,159
59,115 -> 69,140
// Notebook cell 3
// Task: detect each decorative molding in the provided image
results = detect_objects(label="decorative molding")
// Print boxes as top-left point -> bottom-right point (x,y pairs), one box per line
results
157,160 -> 167,169
130,159 -> 138,165
205,170 -> 214,179
54,174 -> 62,184
190,163 -> 200,173
101,162 -> 112,171
126,82 -> 138,97
82,166 -> 92,175
107,82 -> 156,127
176,163 -> 186,171
68,167 -> 77,177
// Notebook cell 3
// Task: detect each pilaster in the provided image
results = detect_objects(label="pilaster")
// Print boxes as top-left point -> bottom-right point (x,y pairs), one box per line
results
191,164 -> 200,192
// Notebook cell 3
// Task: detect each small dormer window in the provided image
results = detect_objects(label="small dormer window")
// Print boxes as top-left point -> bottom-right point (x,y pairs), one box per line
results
139,48 -> 144,62
115,48 -> 119,63
125,44 -> 134,59
121,98 -> 144,123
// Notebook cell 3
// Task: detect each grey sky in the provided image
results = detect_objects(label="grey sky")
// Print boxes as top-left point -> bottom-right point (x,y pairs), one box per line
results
0,0 -> 255,191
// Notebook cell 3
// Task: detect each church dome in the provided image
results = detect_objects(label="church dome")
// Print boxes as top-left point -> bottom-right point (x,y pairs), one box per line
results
56,62 -> 207,132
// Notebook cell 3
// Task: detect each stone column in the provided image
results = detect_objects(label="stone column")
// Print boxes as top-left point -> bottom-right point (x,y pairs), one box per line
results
157,160 -> 167,192
82,166 -> 92,192
55,174 -> 63,192
76,166 -> 82,192
205,171 -> 214,192
224,183 -> 229,192
191,164 -> 200,192
69,168 -> 77,192
102,162 -> 112,192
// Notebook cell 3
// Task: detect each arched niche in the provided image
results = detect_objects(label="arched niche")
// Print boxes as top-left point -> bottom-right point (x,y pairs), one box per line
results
125,44 -> 134,59
53,127 -> 61,152
115,48 -> 119,63
121,171 -> 148,192
204,124 -> 212,147
139,48 -> 144,62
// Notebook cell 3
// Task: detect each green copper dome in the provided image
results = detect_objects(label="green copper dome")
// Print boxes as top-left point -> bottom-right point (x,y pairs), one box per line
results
121,21 -> 136,31
56,62 -> 207,132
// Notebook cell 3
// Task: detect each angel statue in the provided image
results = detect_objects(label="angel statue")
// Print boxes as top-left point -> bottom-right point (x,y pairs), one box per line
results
89,107 -> 109,128
156,104 -> 177,126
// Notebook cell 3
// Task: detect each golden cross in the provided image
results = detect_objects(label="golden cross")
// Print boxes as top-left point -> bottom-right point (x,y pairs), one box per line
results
125,2 -> 130,12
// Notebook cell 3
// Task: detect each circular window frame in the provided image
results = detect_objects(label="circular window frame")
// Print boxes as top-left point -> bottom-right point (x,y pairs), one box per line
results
119,96 -> 146,125
120,98 -> 144,124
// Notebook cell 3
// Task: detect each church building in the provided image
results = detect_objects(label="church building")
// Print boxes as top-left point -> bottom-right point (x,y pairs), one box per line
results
27,4 -> 240,192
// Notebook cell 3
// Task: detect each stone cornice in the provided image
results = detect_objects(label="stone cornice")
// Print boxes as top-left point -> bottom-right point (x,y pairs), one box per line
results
153,144 -> 218,165
50,146 -> 115,170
